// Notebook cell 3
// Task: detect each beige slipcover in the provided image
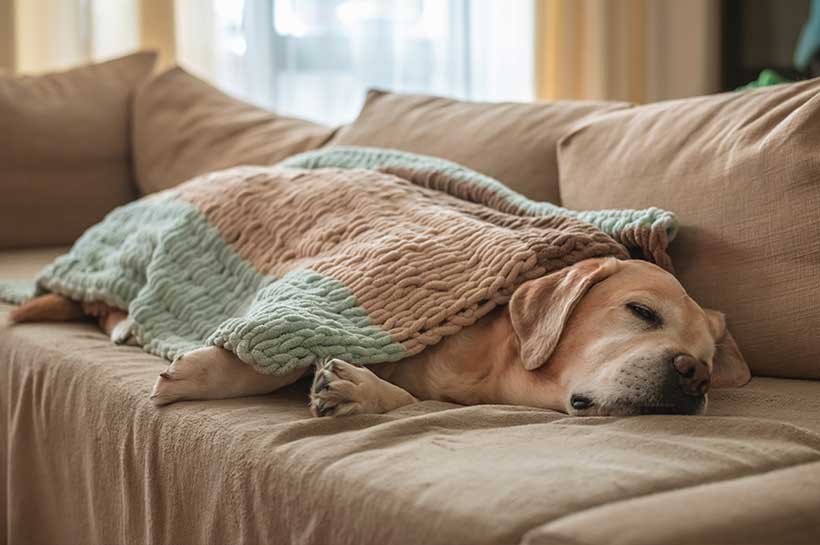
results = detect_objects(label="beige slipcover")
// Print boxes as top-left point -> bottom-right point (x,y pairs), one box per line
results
2,248 -> 819,545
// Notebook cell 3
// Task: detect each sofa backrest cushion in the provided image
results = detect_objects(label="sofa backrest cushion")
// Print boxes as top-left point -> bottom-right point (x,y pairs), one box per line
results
0,52 -> 156,248
133,67 -> 337,194
330,89 -> 628,203
558,79 -> 820,379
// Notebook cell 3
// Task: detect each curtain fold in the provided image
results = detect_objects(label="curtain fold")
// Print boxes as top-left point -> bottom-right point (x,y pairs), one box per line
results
3,0 -> 176,74
0,0 -> 14,72
139,0 -> 176,69
12,0 -> 91,73
535,0 -> 720,103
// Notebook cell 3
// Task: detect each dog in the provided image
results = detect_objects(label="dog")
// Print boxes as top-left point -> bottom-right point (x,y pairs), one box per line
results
9,257 -> 751,416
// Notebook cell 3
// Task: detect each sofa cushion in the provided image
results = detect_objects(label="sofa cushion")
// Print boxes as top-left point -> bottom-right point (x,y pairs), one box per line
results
0,52 -> 156,249
558,79 -> 820,379
330,89 -> 627,203
0,246 -> 67,280
133,67 -> 337,194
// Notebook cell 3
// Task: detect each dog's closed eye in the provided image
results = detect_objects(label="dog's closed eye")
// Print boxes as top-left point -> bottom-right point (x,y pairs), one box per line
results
626,302 -> 663,327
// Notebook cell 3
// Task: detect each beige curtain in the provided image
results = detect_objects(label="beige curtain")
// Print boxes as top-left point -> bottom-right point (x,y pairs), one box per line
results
1,0 -> 176,74
9,0 -> 90,73
139,0 -> 176,69
535,0 -> 721,103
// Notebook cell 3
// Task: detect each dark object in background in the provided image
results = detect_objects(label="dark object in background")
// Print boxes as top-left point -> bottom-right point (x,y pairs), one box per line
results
722,0 -> 810,89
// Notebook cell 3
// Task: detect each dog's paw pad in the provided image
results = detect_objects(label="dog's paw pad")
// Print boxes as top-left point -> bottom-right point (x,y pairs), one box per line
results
309,358 -> 363,417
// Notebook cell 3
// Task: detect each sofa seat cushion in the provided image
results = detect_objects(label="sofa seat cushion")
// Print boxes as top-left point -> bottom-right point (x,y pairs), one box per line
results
0,246 -> 68,280
2,251 -> 820,545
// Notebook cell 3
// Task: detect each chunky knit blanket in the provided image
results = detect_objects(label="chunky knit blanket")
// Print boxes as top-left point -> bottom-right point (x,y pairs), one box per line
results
0,147 -> 678,374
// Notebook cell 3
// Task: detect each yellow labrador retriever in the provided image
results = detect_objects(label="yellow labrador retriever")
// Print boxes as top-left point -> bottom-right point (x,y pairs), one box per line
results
10,257 -> 751,416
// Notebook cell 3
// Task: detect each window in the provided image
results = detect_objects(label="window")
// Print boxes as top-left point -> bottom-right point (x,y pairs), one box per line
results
176,0 -> 535,124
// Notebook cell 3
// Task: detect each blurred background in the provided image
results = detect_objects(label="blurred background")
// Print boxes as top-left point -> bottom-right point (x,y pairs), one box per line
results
0,0 -> 816,124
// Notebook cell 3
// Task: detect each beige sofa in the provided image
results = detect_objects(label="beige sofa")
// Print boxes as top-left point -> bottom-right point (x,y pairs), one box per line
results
2,54 -> 820,545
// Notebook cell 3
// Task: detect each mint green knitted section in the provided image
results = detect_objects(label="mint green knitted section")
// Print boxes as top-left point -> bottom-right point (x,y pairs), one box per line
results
33,194 -> 266,360
0,280 -> 36,304
281,146 -> 679,242
6,191 -> 404,373
35,194 -> 190,309
208,269 -> 406,374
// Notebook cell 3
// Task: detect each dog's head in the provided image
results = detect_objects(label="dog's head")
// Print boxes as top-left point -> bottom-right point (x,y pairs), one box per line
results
509,258 -> 750,416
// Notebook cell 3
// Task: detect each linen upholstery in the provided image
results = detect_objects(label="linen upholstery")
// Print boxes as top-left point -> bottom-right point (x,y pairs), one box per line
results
558,78 -> 820,380
0,52 -> 156,249
132,67 -> 336,194
2,249 -> 819,545
330,89 -> 628,203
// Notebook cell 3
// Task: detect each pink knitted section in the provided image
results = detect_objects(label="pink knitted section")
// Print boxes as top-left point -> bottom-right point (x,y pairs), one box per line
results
176,165 -> 632,354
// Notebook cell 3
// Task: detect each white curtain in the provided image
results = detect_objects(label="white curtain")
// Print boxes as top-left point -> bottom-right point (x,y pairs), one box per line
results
6,0 -> 534,124
176,0 -> 535,124
4,0 -> 720,110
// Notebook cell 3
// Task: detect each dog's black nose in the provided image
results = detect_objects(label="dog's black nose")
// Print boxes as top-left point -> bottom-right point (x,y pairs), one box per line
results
570,394 -> 594,411
671,354 -> 710,396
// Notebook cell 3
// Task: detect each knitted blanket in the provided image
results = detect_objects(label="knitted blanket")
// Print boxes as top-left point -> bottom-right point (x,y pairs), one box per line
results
0,147 -> 678,374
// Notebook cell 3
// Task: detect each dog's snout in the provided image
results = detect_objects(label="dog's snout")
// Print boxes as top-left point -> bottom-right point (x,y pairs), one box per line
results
671,353 -> 710,396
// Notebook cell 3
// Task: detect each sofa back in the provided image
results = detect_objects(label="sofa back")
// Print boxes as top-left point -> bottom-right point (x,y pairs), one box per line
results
133,68 -> 337,194
330,89 -> 627,204
0,52 -> 156,248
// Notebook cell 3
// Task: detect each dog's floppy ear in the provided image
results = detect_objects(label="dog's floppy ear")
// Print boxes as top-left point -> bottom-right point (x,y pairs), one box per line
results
705,310 -> 751,388
510,258 -> 620,371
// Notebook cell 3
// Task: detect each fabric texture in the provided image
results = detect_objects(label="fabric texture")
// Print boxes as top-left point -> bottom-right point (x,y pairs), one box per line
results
132,66 -> 336,194
0,52 -> 156,249
329,89 -> 628,203
1,148 -> 676,375
558,78 -> 820,380
2,251 -> 819,545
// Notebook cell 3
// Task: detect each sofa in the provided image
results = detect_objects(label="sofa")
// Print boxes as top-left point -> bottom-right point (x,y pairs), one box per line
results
2,52 -> 819,545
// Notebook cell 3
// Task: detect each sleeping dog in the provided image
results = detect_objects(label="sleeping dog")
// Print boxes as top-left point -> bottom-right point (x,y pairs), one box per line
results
9,257 -> 751,416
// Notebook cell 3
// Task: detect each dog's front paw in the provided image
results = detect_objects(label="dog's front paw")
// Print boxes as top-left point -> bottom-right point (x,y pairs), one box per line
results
310,358 -> 373,417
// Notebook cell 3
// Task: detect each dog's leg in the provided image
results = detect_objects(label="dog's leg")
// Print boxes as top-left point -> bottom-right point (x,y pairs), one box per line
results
109,316 -> 138,345
8,293 -> 85,323
81,301 -> 137,345
150,346 -> 307,406
310,358 -> 418,417
96,309 -> 136,345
